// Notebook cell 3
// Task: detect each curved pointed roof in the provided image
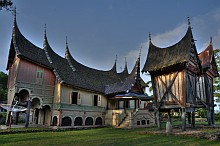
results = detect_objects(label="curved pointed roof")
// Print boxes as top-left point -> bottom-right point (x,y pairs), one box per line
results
118,58 -> 129,80
105,56 -> 144,95
142,26 -> 195,73
65,48 -> 121,92
198,38 -> 219,77
7,17 -> 144,94
198,38 -> 213,69
7,16 -> 52,70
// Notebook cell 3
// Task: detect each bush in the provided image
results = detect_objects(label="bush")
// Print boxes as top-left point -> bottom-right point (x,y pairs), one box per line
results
214,112 -> 220,121
0,112 -> 7,125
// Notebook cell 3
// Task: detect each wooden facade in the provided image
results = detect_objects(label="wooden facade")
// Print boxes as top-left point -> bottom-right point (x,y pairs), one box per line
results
142,20 -> 219,131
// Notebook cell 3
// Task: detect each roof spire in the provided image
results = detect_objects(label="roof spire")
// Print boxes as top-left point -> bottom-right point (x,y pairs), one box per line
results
43,24 -> 48,48
124,57 -> 128,74
44,24 -> 47,36
65,36 -> 70,59
187,16 -> 191,27
66,36 -> 68,48
210,36 -> 212,44
149,32 -> 151,41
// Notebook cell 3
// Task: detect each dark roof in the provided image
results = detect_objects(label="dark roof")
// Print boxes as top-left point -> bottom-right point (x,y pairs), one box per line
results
142,26 -> 195,73
198,40 -> 219,77
44,34 -> 124,93
6,18 -> 52,70
7,17 -> 146,95
117,61 -> 129,81
114,93 -> 151,99
105,57 -> 144,95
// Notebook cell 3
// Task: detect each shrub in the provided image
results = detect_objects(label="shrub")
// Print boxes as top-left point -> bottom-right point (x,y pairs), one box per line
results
0,112 -> 7,125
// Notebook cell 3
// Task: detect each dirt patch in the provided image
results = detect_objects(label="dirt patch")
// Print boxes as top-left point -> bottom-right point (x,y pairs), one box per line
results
137,125 -> 220,141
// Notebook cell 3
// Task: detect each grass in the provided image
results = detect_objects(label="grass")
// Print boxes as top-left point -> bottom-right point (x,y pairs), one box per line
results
0,127 -> 219,146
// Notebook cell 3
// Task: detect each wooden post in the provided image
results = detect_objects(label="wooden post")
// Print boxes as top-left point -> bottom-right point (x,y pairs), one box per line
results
207,107 -> 211,125
25,97 -> 31,127
191,110 -> 195,128
167,110 -> 172,123
181,108 -> 186,131
211,107 -> 215,125
156,110 -> 161,129
6,111 -> 11,126
14,112 -> 19,125
187,112 -> 191,124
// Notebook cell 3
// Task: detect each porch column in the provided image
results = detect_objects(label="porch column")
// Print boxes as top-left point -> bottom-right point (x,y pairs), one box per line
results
25,96 -> 31,127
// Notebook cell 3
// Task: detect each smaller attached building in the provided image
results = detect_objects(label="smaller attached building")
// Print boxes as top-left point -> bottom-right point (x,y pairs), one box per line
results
142,20 -> 218,130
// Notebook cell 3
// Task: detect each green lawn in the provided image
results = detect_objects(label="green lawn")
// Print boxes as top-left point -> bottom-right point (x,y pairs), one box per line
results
0,127 -> 219,146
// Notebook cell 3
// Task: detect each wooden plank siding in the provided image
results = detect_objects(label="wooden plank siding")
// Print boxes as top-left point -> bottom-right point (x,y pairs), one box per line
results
17,59 -> 55,86
14,59 -> 55,104
196,76 -> 206,104
153,71 -> 186,109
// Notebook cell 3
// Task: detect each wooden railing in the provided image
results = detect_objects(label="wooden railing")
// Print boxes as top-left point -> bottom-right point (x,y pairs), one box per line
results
53,103 -> 106,112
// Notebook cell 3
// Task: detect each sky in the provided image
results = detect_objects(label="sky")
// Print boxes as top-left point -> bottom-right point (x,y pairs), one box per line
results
1,0 -> 220,83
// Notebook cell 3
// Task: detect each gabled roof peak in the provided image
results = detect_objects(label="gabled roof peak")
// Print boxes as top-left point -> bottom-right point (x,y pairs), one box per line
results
120,57 -> 129,75
110,55 -> 117,73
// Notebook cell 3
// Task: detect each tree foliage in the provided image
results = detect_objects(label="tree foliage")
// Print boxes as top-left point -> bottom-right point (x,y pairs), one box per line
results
213,49 -> 220,99
0,0 -> 13,10
0,71 -> 8,101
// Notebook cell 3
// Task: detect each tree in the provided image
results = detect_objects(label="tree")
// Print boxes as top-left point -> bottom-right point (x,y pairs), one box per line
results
0,71 -> 8,101
213,49 -> 220,100
0,0 -> 13,10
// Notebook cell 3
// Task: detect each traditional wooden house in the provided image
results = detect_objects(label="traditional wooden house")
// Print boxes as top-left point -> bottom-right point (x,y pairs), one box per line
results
6,15 -> 154,128
198,38 -> 219,125
142,19 -> 218,131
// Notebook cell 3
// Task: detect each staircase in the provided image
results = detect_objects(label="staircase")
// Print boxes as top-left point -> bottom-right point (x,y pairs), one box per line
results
118,115 -> 131,128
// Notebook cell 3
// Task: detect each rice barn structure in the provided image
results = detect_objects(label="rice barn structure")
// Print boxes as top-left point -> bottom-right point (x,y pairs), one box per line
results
142,18 -> 219,131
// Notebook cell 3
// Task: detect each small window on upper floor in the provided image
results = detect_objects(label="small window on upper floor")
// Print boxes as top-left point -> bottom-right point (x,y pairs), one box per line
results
36,69 -> 44,85
94,95 -> 98,106
71,92 -> 78,104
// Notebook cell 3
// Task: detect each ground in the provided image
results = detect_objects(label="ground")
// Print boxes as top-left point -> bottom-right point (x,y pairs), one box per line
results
0,124 -> 220,146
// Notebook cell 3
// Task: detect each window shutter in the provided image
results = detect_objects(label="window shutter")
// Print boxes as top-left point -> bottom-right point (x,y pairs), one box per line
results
77,93 -> 81,105
70,92 -> 72,104
98,95 -> 101,106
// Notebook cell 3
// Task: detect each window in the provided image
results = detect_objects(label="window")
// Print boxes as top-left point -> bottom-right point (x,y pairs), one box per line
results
94,95 -> 98,106
147,120 -> 150,124
71,92 -> 78,104
36,69 -> 44,84
137,121 -> 140,125
119,100 -> 124,109
141,120 -> 146,125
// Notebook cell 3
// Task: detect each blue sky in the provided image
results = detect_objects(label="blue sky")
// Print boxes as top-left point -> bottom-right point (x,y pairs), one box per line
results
1,0 -> 220,83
